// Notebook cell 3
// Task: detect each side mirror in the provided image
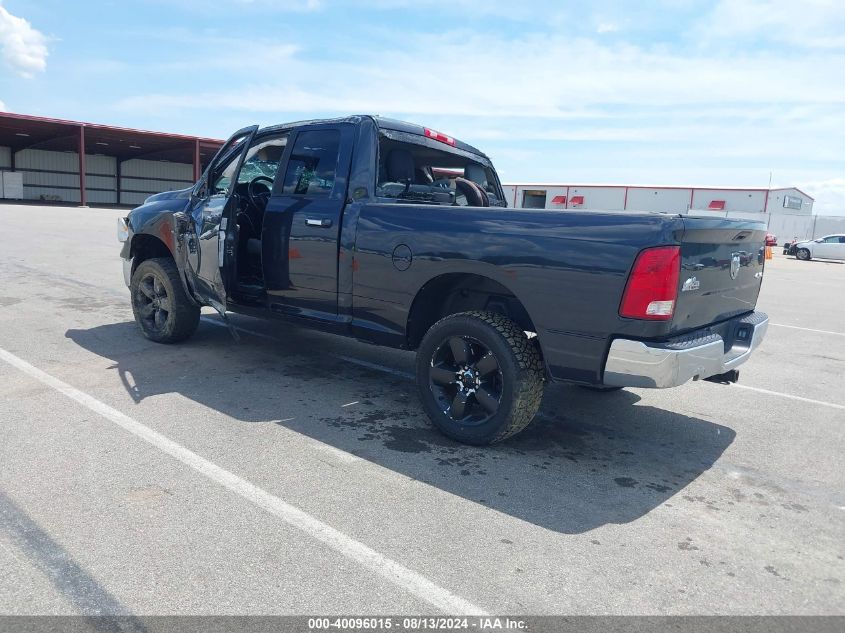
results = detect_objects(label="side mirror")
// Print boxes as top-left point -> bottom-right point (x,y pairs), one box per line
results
815,238 -> 824,243
193,179 -> 208,199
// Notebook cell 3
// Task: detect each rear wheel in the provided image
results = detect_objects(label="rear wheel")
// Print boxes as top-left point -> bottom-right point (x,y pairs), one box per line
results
130,257 -> 200,343
796,248 -> 811,261
416,311 -> 544,445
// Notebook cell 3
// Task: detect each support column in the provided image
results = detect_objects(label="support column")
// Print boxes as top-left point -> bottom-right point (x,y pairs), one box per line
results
116,158 -> 121,206
78,125 -> 87,206
193,139 -> 201,182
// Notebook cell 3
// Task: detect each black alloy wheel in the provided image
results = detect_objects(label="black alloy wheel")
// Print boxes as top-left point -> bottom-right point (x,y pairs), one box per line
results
130,257 -> 200,344
136,272 -> 172,334
416,311 -> 545,445
429,335 -> 504,426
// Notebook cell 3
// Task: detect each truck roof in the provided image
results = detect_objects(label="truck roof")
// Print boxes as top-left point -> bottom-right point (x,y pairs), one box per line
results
259,114 -> 488,159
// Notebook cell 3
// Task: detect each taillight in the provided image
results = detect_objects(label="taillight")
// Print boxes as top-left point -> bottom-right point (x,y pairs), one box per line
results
619,246 -> 681,320
424,128 -> 456,146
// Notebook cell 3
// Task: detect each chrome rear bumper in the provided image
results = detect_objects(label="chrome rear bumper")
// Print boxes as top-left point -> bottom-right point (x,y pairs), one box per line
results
603,312 -> 768,388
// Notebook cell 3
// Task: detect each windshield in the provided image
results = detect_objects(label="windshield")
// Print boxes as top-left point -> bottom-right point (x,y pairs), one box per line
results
376,133 -> 506,207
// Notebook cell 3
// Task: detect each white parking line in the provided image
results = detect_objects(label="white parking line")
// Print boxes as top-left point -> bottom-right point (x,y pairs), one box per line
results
731,383 -> 845,411
0,347 -> 486,615
770,323 -> 845,337
202,314 -> 845,413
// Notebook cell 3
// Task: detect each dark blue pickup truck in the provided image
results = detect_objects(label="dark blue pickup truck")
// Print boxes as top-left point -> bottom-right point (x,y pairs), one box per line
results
118,115 -> 768,444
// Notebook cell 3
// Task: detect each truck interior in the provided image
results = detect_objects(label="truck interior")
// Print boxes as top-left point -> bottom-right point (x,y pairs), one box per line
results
209,133 -> 289,294
376,135 -> 506,207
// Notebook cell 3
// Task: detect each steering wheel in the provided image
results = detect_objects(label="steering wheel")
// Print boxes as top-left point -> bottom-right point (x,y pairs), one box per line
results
247,176 -> 274,210
454,178 -> 488,207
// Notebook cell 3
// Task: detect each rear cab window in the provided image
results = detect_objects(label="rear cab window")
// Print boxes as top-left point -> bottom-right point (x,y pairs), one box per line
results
375,129 -> 506,207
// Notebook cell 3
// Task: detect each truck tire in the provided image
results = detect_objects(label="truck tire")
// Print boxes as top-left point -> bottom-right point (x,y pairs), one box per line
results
130,257 -> 200,344
416,311 -> 544,445
796,248 -> 811,261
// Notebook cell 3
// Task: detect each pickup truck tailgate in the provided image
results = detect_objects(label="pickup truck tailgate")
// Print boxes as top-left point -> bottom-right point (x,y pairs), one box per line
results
672,217 -> 767,332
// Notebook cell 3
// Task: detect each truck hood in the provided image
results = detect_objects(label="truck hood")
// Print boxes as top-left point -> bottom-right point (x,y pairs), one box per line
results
143,187 -> 193,204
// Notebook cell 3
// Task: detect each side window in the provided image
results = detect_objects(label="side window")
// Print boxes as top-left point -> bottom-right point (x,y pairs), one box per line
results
839,237 -> 845,244
281,130 -> 340,196
237,134 -> 289,186
824,236 -> 840,243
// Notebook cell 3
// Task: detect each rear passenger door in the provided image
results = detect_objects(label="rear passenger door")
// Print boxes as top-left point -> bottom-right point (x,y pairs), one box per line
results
261,124 -> 354,318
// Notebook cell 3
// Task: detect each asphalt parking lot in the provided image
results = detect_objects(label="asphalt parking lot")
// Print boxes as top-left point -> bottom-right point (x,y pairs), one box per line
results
0,203 -> 842,616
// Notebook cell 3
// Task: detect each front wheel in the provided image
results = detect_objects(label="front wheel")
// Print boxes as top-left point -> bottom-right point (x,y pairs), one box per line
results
796,248 -> 811,261
130,257 -> 200,343
416,311 -> 545,445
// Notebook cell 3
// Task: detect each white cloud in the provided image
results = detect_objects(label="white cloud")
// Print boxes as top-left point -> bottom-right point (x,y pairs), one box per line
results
109,5 -> 843,204
0,98 -> 6,111
0,1 -> 48,77
596,22 -> 619,34
694,0 -> 845,49
799,178 -> 845,216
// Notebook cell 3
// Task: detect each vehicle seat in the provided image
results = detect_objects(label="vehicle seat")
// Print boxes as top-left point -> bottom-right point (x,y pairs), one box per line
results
386,149 -> 415,183
465,164 -> 488,188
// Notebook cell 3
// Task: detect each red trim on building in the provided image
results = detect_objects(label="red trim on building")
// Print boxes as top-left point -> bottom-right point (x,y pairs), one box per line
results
623,186 -> 629,210
551,195 -> 566,204
503,182 -> 813,201
78,125 -> 86,207
708,200 -> 726,210
570,195 -> 584,206
0,111 -> 222,144
193,138 -> 201,182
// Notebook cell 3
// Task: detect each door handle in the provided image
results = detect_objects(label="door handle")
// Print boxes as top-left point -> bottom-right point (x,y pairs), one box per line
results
306,218 -> 332,228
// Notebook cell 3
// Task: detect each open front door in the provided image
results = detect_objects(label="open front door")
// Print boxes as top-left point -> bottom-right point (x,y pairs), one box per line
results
184,125 -> 258,313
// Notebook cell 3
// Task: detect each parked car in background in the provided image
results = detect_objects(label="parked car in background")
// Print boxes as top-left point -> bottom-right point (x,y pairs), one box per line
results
765,233 -> 777,246
791,235 -> 845,261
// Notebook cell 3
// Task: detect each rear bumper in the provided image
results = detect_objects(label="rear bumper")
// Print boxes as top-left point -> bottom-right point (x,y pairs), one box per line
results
603,311 -> 768,388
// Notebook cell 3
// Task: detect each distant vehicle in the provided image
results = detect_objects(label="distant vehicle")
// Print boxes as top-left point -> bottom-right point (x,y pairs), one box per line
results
117,115 -> 769,445
791,235 -> 845,261
765,233 -> 777,246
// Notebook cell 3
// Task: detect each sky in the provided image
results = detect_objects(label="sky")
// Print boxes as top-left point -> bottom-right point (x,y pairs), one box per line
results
0,0 -> 843,213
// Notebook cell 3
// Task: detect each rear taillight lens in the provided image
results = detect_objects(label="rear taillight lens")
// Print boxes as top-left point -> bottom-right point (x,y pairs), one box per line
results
619,246 -> 681,320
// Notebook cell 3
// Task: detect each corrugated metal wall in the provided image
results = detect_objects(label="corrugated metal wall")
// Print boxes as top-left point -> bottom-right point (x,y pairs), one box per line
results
768,188 -> 814,214
567,186 -> 626,210
690,189 -> 766,212
14,149 -> 82,202
1,149 -> 194,205
119,158 -> 193,206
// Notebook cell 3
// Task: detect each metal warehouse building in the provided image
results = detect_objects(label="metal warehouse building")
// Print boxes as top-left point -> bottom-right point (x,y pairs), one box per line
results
504,182 -> 816,238
0,112 -> 223,206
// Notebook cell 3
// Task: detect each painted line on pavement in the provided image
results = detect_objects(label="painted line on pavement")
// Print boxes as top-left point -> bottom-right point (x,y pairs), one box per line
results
770,323 -> 845,337
731,383 -> 845,411
0,347 -> 486,615
204,315 -> 845,412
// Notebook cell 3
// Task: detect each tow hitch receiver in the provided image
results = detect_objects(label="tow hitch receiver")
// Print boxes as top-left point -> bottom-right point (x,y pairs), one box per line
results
704,369 -> 740,385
